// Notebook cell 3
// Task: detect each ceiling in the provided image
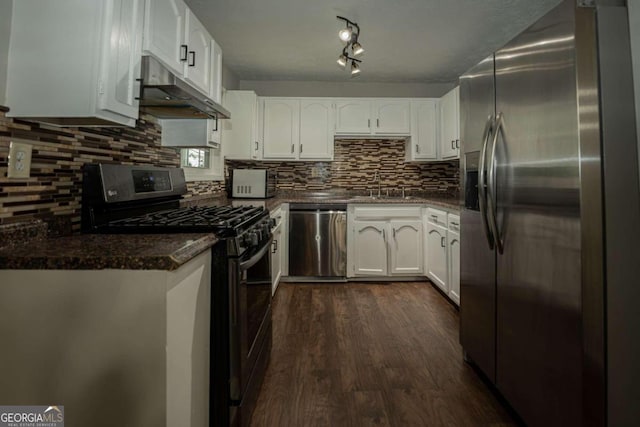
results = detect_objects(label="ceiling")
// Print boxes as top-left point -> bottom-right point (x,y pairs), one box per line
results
185,0 -> 561,83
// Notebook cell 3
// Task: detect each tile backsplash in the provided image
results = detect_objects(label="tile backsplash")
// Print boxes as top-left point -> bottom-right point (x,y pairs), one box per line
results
0,107 -> 221,233
227,139 -> 459,194
1,106 -> 459,235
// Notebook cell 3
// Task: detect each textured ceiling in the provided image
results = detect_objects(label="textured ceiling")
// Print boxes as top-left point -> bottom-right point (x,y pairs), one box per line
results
185,0 -> 561,83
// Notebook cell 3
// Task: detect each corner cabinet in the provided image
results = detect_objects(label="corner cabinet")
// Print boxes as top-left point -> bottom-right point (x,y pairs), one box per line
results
6,0 -> 144,127
261,98 -> 334,161
439,86 -> 460,159
335,99 -> 411,136
348,206 -> 423,278
222,91 -> 262,160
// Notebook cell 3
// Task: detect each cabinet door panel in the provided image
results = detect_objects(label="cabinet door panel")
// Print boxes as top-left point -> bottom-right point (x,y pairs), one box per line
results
353,221 -> 388,276
335,101 -> 372,134
375,101 -> 411,134
390,220 -> 424,275
411,100 -> 438,160
262,99 -> 299,159
300,100 -> 334,159
209,41 -> 223,103
222,91 -> 258,160
426,222 -> 448,292
271,227 -> 282,295
143,0 -> 186,74
448,230 -> 460,305
183,10 -> 211,94
440,87 -> 460,159
99,0 -> 144,118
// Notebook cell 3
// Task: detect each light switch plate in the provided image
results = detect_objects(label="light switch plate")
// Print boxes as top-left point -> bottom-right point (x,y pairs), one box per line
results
8,141 -> 33,179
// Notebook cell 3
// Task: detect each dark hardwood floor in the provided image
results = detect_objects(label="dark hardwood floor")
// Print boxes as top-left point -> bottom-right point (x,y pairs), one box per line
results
250,282 -> 518,427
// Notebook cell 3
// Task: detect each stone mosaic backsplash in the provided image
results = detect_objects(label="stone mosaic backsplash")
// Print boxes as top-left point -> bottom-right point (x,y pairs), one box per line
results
227,139 -> 459,194
0,108 -> 221,233
1,106 -> 459,235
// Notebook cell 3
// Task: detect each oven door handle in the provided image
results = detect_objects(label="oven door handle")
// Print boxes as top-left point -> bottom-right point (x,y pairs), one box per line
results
239,236 -> 273,271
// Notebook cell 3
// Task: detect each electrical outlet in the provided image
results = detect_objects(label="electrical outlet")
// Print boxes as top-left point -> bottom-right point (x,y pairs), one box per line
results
8,141 -> 33,179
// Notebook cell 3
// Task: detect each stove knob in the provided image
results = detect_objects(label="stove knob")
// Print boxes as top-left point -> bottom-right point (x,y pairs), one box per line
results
248,232 -> 259,247
269,218 -> 276,228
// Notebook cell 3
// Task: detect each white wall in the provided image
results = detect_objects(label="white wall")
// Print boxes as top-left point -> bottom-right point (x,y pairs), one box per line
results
0,0 -> 12,106
222,63 -> 239,90
629,0 -> 640,190
238,79 -> 454,98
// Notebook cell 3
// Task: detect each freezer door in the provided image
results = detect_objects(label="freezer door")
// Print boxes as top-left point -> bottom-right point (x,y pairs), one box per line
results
493,1 -> 582,426
459,54 -> 497,383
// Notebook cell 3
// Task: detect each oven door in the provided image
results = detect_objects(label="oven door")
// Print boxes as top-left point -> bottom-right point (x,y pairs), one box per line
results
229,237 -> 272,405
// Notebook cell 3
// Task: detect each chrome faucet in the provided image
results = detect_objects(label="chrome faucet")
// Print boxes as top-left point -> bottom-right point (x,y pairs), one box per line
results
372,171 -> 381,198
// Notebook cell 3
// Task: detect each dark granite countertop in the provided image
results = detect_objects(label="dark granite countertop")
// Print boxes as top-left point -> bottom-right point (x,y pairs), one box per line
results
0,233 -> 218,271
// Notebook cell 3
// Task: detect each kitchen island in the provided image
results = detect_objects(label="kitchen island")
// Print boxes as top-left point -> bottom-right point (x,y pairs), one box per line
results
0,222 -> 217,427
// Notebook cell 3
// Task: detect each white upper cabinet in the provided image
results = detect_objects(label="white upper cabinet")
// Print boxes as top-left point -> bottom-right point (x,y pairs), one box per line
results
183,10 -> 211,94
259,98 -> 333,161
335,99 -> 411,136
209,41 -> 223,104
262,99 -> 300,160
299,100 -> 334,160
143,0 -> 216,95
439,86 -> 460,159
335,100 -> 372,134
143,0 -> 187,75
374,100 -> 411,134
222,91 -> 261,160
407,99 -> 439,161
6,0 -> 144,127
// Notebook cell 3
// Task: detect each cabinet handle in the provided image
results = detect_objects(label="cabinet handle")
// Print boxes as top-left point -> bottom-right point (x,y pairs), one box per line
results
272,240 -> 278,254
441,236 -> 445,248
180,45 -> 188,62
392,228 -> 396,238
416,144 -> 420,154
430,214 -> 438,220
254,141 -> 259,151
455,139 -> 460,149
291,144 -> 294,154
300,144 -> 303,154
134,78 -> 143,100
382,229 -> 386,241
368,119 -> 371,128
451,221 -> 459,227
451,140 -> 455,149
377,118 -> 380,128
188,51 -> 196,67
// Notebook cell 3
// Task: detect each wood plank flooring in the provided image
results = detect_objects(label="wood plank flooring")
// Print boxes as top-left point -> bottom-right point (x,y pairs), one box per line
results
250,282 -> 518,427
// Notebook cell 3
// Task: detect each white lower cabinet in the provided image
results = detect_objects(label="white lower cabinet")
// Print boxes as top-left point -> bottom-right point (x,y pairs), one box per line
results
426,220 -> 448,292
270,207 -> 284,294
352,221 -> 389,276
424,208 -> 461,306
349,206 -> 423,278
447,214 -> 460,305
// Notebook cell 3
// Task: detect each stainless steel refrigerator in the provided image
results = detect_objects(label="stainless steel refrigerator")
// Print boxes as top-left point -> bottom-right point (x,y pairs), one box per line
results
459,1 -> 640,426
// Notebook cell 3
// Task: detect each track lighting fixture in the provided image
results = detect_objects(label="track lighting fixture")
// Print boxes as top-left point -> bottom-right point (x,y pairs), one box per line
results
336,16 -> 364,76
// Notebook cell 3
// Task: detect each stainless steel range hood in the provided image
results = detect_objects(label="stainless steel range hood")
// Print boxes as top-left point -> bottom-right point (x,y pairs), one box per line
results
138,56 -> 230,120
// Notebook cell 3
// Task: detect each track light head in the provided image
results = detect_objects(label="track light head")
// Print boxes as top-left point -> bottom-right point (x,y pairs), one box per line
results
337,54 -> 347,68
352,41 -> 364,56
338,27 -> 352,43
350,61 -> 361,76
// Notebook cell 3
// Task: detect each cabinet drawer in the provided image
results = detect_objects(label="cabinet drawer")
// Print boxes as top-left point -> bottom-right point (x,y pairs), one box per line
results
448,213 -> 460,232
352,205 -> 422,221
426,208 -> 447,227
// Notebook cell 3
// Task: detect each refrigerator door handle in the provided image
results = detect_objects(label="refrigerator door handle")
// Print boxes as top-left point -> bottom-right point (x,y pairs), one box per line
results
487,112 -> 504,254
479,115 -> 495,250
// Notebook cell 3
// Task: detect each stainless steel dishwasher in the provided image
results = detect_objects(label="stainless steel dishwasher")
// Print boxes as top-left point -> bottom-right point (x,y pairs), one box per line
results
288,203 -> 347,279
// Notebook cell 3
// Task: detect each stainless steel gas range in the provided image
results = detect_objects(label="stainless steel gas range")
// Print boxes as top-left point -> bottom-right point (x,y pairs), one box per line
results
82,163 -> 273,427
